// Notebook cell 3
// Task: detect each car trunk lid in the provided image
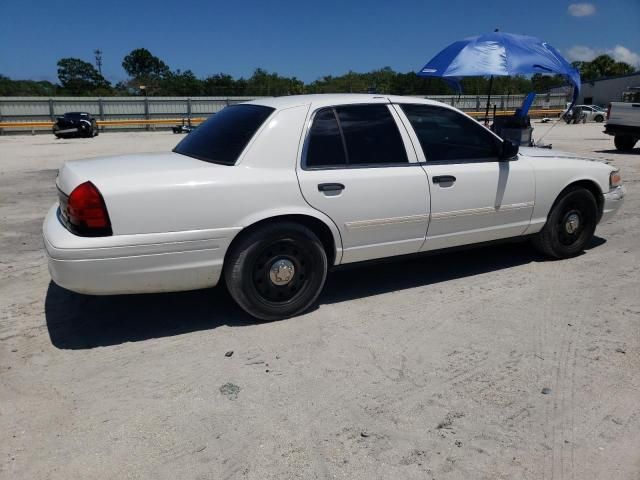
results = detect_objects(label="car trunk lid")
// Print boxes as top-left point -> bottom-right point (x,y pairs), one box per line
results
56,152 -> 216,194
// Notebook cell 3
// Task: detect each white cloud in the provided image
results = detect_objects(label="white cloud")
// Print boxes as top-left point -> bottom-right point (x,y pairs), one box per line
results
609,45 -> 640,68
565,44 -> 640,68
568,3 -> 596,17
566,45 -> 597,62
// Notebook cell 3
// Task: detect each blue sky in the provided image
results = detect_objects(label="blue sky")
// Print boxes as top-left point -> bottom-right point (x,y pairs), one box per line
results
1,0 -> 638,84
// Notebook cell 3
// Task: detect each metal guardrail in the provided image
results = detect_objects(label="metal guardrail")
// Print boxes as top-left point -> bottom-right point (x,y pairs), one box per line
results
0,109 -> 564,132
0,118 -> 207,128
0,94 -> 568,134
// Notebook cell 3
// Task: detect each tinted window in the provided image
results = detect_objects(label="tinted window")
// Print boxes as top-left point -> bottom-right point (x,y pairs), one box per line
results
64,112 -> 89,119
306,108 -> 347,168
400,104 -> 500,161
173,104 -> 274,165
336,105 -> 408,165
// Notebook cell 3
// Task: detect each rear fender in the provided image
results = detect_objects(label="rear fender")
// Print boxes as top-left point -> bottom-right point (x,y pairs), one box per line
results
236,207 -> 343,265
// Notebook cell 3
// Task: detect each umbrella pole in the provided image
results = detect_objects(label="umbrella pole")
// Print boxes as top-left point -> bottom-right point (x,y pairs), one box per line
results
484,75 -> 494,126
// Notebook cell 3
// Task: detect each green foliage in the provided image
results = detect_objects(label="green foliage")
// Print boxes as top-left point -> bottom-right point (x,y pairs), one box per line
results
244,68 -> 304,96
572,54 -> 635,81
531,73 -> 567,92
4,50 -> 636,98
57,58 -> 111,95
160,70 -> 202,96
306,68 -> 451,95
202,73 -> 238,95
0,74 -> 58,96
122,48 -> 170,94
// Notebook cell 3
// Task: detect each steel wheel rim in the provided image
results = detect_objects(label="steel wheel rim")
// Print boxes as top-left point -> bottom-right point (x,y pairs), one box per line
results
557,206 -> 585,246
252,240 -> 311,304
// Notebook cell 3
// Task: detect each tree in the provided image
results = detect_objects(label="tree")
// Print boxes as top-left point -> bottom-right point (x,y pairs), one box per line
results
0,74 -> 58,96
202,73 -> 240,95
122,48 -> 170,94
57,58 -> 111,95
160,69 -> 203,96
572,54 -> 636,81
244,68 -> 304,96
531,73 -> 566,93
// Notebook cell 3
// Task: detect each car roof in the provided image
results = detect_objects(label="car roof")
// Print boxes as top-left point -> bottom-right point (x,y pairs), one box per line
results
246,94 -> 452,111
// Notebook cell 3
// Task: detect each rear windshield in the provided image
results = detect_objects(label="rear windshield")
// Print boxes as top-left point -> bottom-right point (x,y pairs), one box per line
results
173,104 -> 275,165
64,112 -> 88,118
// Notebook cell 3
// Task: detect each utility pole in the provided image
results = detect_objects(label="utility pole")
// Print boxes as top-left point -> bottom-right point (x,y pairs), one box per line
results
94,49 -> 103,75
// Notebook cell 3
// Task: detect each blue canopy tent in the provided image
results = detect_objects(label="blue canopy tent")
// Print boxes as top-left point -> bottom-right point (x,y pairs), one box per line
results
417,31 -> 580,122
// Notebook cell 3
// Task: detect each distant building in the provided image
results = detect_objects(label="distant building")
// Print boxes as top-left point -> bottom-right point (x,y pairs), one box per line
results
578,72 -> 640,106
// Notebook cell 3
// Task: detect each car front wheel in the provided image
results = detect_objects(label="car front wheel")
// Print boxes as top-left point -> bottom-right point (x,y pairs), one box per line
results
224,222 -> 328,321
532,186 -> 598,259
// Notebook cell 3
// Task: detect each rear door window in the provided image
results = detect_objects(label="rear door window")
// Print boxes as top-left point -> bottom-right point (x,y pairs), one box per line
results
305,104 -> 408,168
305,108 -> 347,168
173,104 -> 274,165
336,104 -> 408,165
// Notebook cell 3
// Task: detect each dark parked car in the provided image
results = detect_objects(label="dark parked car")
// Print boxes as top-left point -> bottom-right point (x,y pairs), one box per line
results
53,112 -> 99,138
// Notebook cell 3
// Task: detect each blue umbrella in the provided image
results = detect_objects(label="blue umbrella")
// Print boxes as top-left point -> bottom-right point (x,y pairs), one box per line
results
418,31 -> 580,118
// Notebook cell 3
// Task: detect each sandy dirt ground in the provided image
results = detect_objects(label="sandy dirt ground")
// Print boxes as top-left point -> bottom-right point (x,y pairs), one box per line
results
1,123 -> 639,479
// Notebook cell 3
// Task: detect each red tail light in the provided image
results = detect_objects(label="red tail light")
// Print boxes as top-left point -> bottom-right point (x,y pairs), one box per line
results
607,104 -> 611,120
59,181 -> 112,236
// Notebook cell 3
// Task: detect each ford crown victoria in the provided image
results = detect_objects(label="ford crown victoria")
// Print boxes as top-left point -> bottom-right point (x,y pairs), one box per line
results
43,94 -> 625,320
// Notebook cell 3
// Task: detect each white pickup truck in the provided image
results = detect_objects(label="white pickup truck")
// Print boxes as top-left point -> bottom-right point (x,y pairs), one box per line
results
605,89 -> 640,151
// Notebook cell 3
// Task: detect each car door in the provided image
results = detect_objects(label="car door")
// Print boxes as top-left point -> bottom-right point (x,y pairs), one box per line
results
394,103 -> 535,251
296,103 -> 430,264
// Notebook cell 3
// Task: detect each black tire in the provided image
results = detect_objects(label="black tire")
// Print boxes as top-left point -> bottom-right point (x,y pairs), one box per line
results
594,114 -> 604,123
532,186 -> 598,259
614,135 -> 637,152
77,120 -> 92,138
224,222 -> 328,321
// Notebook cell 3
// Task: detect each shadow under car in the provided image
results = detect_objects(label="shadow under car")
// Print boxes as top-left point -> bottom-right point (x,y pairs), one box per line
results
45,236 -> 606,350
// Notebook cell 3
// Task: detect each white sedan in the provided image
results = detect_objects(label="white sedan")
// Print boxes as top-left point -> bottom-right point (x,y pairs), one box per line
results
43,94 -> 625,320
561,104 -> 607,123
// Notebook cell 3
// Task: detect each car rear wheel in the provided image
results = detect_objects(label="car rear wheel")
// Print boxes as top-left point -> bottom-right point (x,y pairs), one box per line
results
594,114 -> 604,123
224,222 -> 328,321
614,135 -> 637,152
532,186 -> 598,259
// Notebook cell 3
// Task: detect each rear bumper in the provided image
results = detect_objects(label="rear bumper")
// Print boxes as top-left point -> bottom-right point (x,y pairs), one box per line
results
600,186 -> 625,223
43,205 -> 240,295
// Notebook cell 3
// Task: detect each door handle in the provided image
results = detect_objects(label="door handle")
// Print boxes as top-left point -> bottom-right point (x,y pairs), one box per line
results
432,175 -> 456,184
318,183 -> 345,192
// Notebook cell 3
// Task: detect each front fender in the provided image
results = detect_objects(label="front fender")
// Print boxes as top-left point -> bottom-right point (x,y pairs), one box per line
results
524,157 -> 611,234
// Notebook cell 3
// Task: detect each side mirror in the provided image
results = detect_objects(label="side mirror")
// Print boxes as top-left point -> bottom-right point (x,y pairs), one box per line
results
500,139 -> 519,161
